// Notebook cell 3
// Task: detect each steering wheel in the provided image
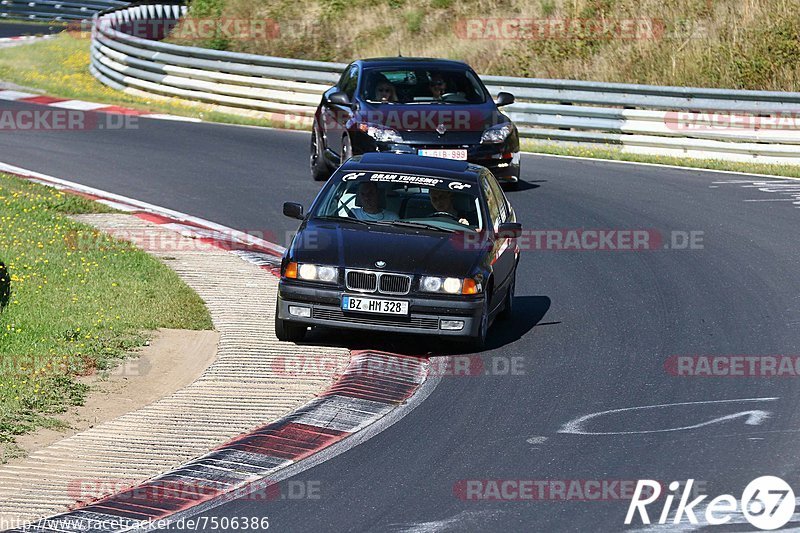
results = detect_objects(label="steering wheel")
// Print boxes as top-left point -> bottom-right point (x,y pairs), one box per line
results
431,211 -> 459,220
335,202 -> 357,218
439,92 -> 458,100
342,204 -> 357,218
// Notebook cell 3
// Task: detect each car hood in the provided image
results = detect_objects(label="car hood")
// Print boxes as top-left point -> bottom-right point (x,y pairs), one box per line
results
290,219 -> 487,277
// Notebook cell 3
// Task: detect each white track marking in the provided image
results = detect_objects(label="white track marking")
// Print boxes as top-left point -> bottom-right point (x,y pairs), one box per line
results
139,113 -> 202,122
392,510 -> 504,533
711,178 -> 800,206
741,183 -> 800,187
48,100 -> 110,111
559,398 -> 778,435
0,89 -> 37,100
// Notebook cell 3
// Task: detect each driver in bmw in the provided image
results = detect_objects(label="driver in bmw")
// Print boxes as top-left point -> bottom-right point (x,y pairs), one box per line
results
353,182 -> 398,222
430,188 -> 469,225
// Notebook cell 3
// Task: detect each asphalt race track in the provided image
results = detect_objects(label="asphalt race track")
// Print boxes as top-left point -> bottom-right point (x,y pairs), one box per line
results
2,100 -> 800,531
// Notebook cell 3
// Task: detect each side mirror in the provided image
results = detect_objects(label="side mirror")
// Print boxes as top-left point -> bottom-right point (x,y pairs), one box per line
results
327,91 -> 351,106
283,202 -> 304,220
495,92 -> 515,107
496,222 -> 522,238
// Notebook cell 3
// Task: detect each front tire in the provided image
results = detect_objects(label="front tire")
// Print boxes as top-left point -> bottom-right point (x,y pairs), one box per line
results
275,314 -> 307,342
498,274 -> 515,320
464,296 -> 489,352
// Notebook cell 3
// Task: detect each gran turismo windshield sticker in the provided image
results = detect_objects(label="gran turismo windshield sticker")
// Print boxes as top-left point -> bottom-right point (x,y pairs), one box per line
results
368,173 -> 443,186
341,172 -> 366,181
342,171 -> 472,190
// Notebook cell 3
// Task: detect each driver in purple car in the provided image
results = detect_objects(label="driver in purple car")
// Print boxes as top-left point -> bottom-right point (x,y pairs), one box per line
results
429,73 -> 448,100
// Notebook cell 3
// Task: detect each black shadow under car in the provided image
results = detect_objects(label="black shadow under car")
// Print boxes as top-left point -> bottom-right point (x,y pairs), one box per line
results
310,57 -> 521,187
277,153 -> 521,350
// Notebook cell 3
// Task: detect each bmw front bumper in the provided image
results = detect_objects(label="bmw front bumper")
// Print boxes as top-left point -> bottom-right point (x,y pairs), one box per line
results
277,282 -> 485,338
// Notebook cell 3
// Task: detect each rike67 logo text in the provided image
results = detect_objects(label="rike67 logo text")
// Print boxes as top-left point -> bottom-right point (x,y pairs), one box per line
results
625,477 -> 795,530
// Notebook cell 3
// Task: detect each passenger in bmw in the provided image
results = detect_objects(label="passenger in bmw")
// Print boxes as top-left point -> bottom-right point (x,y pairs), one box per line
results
353,182 -> 399,222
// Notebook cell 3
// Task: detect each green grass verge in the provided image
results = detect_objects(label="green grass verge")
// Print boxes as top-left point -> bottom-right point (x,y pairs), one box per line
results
0,32 -> 289,128
0,173 -> 213,461
520,140 -> 800,179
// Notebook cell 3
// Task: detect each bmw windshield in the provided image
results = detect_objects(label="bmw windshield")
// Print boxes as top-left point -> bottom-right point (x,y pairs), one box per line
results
311,171 -> 484,232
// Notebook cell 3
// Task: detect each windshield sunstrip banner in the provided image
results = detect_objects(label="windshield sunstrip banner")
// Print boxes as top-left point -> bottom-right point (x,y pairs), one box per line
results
340,171 -> 474,191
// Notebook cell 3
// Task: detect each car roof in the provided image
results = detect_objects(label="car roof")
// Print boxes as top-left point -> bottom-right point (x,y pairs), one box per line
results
357,57 -> 471,70
341,153 -> 486,182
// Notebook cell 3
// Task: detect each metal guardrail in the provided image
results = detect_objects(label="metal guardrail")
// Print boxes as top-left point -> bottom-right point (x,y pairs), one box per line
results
0,0 -> 126,21
90,3 -> 800,164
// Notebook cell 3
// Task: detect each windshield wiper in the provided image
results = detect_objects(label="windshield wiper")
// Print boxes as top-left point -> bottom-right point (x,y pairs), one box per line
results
314,216 -> 371,227
315,217 -> 456,233
380,220 -> 456,233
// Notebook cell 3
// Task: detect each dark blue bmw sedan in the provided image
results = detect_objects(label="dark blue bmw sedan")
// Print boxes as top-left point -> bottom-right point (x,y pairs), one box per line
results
279,153 -> 521,350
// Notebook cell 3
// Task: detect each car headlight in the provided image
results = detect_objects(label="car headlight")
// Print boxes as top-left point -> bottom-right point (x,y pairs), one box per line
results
420,276 -> 482,295
358,123 -> 403,143
480,123 -> 514,144
285,262 -> 338,283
